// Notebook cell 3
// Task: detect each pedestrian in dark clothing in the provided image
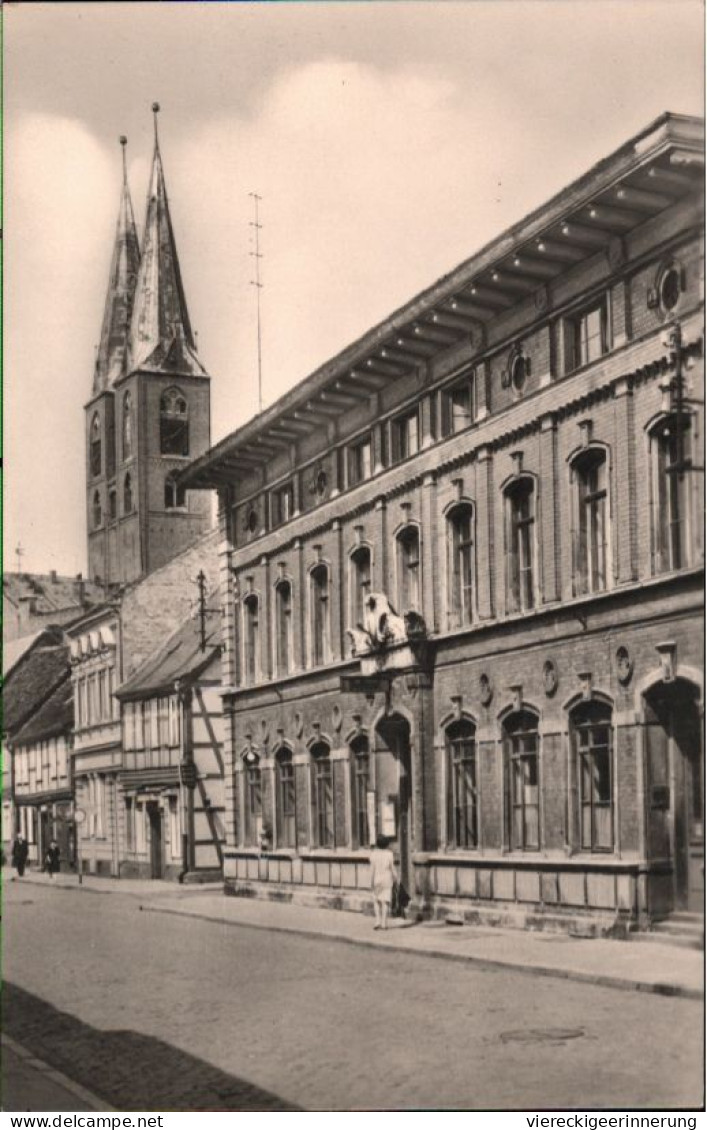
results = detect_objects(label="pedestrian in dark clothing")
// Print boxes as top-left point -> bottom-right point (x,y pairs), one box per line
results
44,840 -> 61,877
11,835 -> 29,878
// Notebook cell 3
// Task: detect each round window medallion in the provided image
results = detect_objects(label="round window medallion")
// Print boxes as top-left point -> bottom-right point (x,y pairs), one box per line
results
659,265 -> 681,314
616,646 -> 634,686
479,673 -> 493,707
543,659 -> 559,697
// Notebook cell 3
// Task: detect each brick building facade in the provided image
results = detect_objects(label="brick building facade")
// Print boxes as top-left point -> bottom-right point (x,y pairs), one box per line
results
183,113 -> 704,933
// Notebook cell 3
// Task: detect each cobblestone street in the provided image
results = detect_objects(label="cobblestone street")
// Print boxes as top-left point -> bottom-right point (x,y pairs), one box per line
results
4,881 -> 703,1111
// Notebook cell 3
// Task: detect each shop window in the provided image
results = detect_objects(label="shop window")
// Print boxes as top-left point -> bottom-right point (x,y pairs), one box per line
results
311,741 -> 334,848
571,700 -> 613,852
349,435 -> 372,486
446,719 -> 478,849
447,504 -> 474,627
350,546 -> 372,627
90,413 -> 102,478
160,388 -> 189,457
564,295 -> 610,372
310,564 -> 330,666
503,710 -> 540,851
397,526 -> 420,613
275,580 -> 293,678
350,734 -> 370,848
276,747 -> 297,848
650,414 -> 694,573
505,478 -> 535,613
572,448 -> 608,595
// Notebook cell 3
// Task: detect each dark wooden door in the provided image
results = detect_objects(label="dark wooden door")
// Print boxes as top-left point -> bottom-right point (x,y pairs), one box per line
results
148,803 -> 163,879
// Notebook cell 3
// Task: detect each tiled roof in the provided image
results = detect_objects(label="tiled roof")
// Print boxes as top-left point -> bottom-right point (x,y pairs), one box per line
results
3,572 -> 103,616
117,599 -> 221,699
3,642 -> 71,738
3,631 -> 44,677
13,674 -> 73,746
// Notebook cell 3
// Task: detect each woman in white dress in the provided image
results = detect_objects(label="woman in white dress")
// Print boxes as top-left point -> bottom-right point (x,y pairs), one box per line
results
369,834 -> 398,930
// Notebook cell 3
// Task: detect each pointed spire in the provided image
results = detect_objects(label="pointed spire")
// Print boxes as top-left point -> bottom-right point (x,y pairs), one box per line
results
128,104 -> 206,377
93,136 -> 141,394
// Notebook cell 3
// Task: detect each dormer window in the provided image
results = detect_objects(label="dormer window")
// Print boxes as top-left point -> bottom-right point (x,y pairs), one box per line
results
160,388 -> 189,456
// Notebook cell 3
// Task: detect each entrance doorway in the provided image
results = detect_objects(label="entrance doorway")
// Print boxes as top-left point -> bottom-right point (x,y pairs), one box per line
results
645,679 -> 703,913
147,802 -> 163,879
375,715 -> 413,893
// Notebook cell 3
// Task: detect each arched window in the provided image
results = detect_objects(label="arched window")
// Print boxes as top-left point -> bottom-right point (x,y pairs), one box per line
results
108,489 -> 117,522
505,478 -> 535,613
92,490 -> 102,529
160,388 -> 189,457
503,709 -> 540,850
572,448 -> 608,595
90,413 -> 101,478
275,580 -> 293,677
276,746 -> 296,848
350,546 -> 371,627
310,564 -> 330,666
350,734 -> 370,848
397,526 -> 421,613
447,504 -> 474,627
122,391 -> 133,459
650,414 -> 693,573
446,719 -> 477,848
243,751 -> 262,847
164,473 -> 186,510
571,700 -> 613,852
311,741 -> 334,847
243,594 -> 260,684
123,472 -> 134,514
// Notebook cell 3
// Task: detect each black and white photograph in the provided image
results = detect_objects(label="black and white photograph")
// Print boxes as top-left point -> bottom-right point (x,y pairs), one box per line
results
2,0 -> 705,1116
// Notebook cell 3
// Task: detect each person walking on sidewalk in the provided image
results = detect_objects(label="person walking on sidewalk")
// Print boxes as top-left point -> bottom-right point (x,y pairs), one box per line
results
11,834 -> 29,879
370,834 -> 398,931
44,839 -> 61,877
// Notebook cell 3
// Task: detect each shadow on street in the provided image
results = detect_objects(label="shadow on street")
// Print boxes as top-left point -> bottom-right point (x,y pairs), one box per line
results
3,982 -> 301,1112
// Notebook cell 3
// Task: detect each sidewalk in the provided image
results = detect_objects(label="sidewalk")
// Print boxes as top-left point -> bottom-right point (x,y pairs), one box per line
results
2,1035 -> 114,1112
9,868 -> 704,1001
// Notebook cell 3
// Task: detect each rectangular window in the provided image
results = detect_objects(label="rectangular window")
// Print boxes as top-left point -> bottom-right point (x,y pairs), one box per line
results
272,483 -> 294,527
349,436 -> 373,486
443,375 -> 475,436
276,582 -> 294,678
313,755 -> 335,848
277,757 -> 297,848
398,529 -> 421,613
575,715 -> 613,852
245,763 -> 262,846
310,567 -> 329,667
653,417 -> 692,573
449,508 -> 474,626
575,452 -> 608,595
244,596 -> 260,683
352,751 -> 370,848
447,727 -> 478,848
564,296 -> 610,373
168,697 -> 180,748
506,481 -> 535,613
135,801 -> 146,853
505,715 -> 540,851
393,408 -> 420,462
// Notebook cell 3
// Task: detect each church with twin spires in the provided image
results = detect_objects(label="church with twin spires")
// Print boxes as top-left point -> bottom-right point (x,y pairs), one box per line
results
85,106 -> 212,588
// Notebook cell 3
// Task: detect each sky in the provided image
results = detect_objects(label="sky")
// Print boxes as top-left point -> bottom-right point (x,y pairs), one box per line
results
5,1 -> 704,576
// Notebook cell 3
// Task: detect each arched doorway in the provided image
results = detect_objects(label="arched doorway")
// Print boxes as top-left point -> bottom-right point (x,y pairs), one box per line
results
375,714 -> 413,893
644,678 -> 703,913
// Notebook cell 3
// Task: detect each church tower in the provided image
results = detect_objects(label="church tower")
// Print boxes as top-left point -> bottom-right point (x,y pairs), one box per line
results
86,109 -> 212,587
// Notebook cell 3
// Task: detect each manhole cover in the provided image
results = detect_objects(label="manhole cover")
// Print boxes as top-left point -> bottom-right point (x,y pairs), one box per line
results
500,1027 -> 585,1045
